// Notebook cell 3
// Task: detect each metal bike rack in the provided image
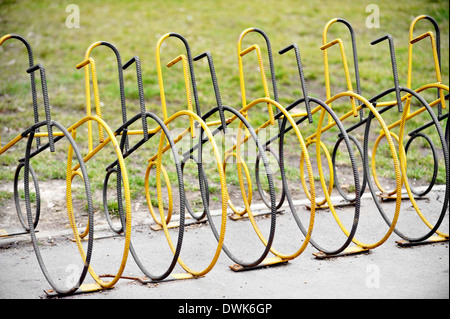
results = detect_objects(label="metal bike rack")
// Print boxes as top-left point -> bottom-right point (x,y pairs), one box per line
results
1,13 -> 448,297
150,32 -> 229,279
0,34 -> 97,296
312,18 -> 404,257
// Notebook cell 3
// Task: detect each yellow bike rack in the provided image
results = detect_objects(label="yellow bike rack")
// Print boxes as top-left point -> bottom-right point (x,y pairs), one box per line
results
226,27 -> 317,269
0,34 -> 101,296
311,18 -> 403,258
55,51 -> 133,294
149,32 -> 229,279
366,16 -> 449,246
1,12 -> 448,297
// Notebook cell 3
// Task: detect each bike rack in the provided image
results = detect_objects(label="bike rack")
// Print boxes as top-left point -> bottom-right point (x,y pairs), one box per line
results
227,28 -> 317,268
364,16 -> 449,246
313,18 -> 404,257
1,13 -> 448,297
0,34 -> 98,296
191,45 -> 281,271
149,32 -> 229,279
276,38 -> 363,258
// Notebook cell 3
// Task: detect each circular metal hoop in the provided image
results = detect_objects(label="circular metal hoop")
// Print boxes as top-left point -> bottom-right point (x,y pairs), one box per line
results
14,161 -> 41,231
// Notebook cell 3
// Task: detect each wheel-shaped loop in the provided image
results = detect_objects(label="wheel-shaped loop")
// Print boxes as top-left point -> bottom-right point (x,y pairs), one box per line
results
255,146 -> 285,211
66,116 -> 131,290
14,161 -> 40,231
145,162 -> 174,226
331,134 -> 367,202
102,167 -> 125,233
404,132 -> 438,196
180,154 -> 208,220
300,139 -> 333,207
371,130 -> 400,196
224,151 -> 252,216
23,120 -> 95,296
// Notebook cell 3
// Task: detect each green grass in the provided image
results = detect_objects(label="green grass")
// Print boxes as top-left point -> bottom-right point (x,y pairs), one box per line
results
18,188 -> 36,202
1,0 -> 449,199
0,190 -> 13,202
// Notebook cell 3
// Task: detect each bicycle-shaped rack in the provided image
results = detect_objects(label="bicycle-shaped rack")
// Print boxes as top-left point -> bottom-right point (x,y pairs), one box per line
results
0,13 -> 448,297
0,34 -> 97,296
316,18 -> 404,256
167,34 -> 282,270
360,15 -> 449,246
232,27 -> 362,261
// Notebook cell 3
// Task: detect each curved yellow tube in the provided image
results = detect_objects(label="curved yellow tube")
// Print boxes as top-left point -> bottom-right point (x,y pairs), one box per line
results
153,33 -> 229,277
299,138 -> 334,207
320,38 -> 357,118
235,97 -> 316,260
237,28 -> 275,125
155,110 -> 228,277
398,101 -> 449,238
223,151 -> 253,216
407,16 -> 446,110
66,115 -> 131,289
76,54 -> 103,152
318,91 -> 402,250
145,161 -> 173,226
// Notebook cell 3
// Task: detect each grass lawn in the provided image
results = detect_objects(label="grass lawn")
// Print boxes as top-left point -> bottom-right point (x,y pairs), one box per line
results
1,0 -> 449,211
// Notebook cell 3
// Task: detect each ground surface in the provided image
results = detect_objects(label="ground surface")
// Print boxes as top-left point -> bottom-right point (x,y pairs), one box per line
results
0,186 -> 448,300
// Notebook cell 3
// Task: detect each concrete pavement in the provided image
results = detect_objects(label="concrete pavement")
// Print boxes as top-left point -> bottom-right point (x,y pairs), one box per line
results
0,188 -> 448,300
